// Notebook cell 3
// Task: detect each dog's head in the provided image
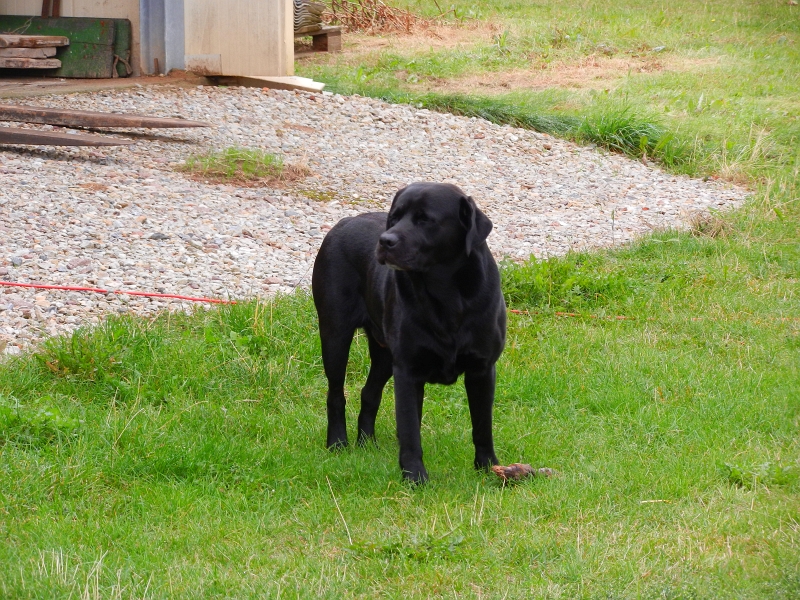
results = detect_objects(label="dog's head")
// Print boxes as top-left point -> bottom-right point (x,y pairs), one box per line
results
376,182 -> 493,272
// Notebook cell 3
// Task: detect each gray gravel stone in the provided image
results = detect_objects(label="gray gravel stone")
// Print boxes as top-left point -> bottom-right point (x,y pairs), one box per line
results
0,85 -> 748,354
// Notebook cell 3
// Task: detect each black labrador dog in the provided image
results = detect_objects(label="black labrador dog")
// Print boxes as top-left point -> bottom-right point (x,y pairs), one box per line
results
311,182 -> 506,483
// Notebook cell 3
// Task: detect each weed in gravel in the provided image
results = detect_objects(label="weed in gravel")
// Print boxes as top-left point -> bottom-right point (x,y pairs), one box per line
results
298,188 -> 338,202
179,148 -> 310,186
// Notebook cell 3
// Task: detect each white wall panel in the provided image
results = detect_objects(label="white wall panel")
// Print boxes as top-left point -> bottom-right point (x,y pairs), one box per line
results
1,1 -> 42,14
184,0 -> 292,77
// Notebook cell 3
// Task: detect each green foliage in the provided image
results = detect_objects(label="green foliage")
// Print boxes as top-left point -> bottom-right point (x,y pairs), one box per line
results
0,264 -> 798,596
32,294 -> 320,408
349,529 -> 465,561
300,0 -> 800,185
723,462 -> 798,489
577,106 -> 667,159
501,252 -> 634,311
413,92 -> 580,134
0,394 -> 80,445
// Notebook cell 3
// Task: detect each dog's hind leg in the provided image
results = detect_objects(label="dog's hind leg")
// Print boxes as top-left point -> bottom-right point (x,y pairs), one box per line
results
313,237 -> 365,450
357,328 -> 393,445
320,325 -> 355,449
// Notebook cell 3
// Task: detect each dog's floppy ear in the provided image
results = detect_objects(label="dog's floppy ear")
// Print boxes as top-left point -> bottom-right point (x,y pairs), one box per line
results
390,186 -> 407,208
459,195 -> 493,255
387,186 -> 407,226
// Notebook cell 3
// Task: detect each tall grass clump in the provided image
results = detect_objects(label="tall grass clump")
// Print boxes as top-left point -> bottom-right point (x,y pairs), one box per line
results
412,92 -> 580,135
576,105 -> 699,169
319,84 -> 580,136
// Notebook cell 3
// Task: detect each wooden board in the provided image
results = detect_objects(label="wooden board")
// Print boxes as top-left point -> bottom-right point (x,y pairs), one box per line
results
0,34 -> 69,48
0,47 -> 58,58
0,104 -> 212,129
294,25 -> 343,57
294,25 -> 323,36
0,57 -> 61,69
213,75 -> 325,93
312,26 -> 342,53
0,127 -> 134,146
0,17 -> 117,78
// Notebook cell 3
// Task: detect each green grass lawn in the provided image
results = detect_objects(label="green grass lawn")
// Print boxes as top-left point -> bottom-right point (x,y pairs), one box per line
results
2,1 -> 799,598
299,0 -> 800,183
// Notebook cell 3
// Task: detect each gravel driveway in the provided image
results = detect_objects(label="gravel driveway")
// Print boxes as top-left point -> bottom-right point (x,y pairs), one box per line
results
0,85 -> 747,354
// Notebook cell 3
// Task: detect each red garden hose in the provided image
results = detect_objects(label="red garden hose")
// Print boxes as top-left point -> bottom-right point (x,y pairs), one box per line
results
0,280 -> 236,304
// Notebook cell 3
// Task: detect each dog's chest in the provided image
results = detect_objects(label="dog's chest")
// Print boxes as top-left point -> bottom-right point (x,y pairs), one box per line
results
408,339 -> 487,385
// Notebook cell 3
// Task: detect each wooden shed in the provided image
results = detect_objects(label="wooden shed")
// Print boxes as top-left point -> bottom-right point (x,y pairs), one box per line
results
0,0 -> 294,78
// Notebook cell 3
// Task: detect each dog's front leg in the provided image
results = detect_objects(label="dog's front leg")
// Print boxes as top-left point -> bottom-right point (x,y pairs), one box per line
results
465,366 -> 500,470
393,368 -> 428,484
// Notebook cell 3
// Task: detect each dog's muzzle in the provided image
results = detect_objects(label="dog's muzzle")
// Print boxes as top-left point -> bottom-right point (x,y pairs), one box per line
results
376,231 -> 405,269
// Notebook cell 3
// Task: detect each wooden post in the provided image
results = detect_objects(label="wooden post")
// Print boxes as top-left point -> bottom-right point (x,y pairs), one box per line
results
0,127 -> 134,146
0,104 -> 212,129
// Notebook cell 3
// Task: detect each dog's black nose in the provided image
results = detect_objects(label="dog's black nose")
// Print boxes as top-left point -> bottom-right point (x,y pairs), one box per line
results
379,232 -> 399,249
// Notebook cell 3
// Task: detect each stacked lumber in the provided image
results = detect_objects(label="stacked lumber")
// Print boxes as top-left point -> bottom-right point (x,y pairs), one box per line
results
0,17 -> 131,78
0,104 -> 212,129
0,34 -> 68,69
0,103 -> 211,147
294,0 -> 326,33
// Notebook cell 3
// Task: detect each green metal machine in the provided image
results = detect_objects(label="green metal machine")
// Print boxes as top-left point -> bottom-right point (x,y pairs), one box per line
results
0,16 -> 132,78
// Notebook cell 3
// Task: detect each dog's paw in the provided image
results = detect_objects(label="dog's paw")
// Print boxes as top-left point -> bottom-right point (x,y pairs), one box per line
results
326,434 -> 349,451
326,422 -> 349,450
356,430 -> 378,447
401,465 -> 429,485
474,452 -> 499,471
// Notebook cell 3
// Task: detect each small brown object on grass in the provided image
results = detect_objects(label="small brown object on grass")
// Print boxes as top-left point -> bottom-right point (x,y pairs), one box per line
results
491,464 -> 557,482
689,211 -> 732,239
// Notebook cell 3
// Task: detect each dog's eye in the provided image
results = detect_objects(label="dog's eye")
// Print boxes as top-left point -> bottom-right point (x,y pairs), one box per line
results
413,212 -> 430,224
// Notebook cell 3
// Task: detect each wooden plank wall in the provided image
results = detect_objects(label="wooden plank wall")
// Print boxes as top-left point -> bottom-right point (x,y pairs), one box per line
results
1,0 -> 293,78
0,0 -> 141,75
184,0 -> 293,77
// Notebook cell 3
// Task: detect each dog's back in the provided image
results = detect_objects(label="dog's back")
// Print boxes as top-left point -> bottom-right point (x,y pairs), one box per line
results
312,212 -> 387,337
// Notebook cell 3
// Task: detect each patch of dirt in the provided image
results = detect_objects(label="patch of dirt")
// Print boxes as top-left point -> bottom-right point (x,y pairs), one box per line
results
689,211 -> 734,239
299,22 -> 722,94
296,21 -> 500,62
412,55 -> 723,94
348,21 -> 500,51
